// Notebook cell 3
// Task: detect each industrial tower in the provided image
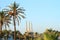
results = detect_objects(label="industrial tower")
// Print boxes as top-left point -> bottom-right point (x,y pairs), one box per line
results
26,21 -> 33,33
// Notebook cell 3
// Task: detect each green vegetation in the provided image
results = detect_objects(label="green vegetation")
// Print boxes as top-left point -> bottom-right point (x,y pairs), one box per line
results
0,1 -> 60,40
44,29 -> 58,40
0,29 -> 59,40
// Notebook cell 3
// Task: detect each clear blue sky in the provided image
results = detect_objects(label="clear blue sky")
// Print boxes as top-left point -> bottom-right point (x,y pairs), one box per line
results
0,0 -> 60,33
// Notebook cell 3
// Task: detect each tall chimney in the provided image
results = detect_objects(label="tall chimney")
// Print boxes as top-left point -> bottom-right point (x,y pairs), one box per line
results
26,21 -> 28,32
29,21 -> 31,32
31,22 -> 33,32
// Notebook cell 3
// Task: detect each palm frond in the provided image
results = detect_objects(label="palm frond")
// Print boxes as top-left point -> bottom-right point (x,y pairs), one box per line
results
19,14 -> 25,19
17,11 -> 26,15
18,16 -> 21,22
17,7 -> 25,11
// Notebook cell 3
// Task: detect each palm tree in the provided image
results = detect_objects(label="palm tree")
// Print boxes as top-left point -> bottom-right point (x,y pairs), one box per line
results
0,11 -> 11,40
0,11 -> 4,34
0,11 -> 4,40
4,2 -> 25,40
0,11 -> 10,34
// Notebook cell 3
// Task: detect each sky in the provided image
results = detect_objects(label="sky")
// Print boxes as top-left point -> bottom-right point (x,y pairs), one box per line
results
0,0 -> 60,34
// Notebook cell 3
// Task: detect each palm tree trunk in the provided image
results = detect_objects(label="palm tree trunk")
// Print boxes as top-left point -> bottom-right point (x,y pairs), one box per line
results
0,22 -> 2,40
0,21 -> 2,34
13,16 -> 16,40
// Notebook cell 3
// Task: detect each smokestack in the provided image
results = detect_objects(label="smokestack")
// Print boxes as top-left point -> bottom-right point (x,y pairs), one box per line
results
26,21 -> 28,32
26,21 -> 33,32
29,22 -> 33,32
29,21 -> 31,32
31,22 -> 33,32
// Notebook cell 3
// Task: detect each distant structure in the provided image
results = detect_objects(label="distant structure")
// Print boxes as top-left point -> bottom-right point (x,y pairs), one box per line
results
25,21 -> 34,38
26,21 -> 33,33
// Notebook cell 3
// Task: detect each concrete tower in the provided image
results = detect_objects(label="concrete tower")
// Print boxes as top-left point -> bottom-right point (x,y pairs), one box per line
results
26,21 -> 33,33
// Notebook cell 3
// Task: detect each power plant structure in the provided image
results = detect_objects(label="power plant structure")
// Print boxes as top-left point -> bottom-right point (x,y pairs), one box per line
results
26,21 -> 33,33
25,21 -> 34,38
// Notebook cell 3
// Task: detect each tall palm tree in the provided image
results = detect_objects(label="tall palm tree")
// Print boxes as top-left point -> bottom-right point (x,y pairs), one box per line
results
0,11 -> 11,31
0,11 -> 8,33
4,2 -> 25,40
0,11 -> 11,40
0,11 -> 3,34
0,11 -> 4,40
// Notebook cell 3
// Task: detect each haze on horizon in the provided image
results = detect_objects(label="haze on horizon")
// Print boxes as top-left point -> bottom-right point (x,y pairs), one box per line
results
0,0 -> 60,33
